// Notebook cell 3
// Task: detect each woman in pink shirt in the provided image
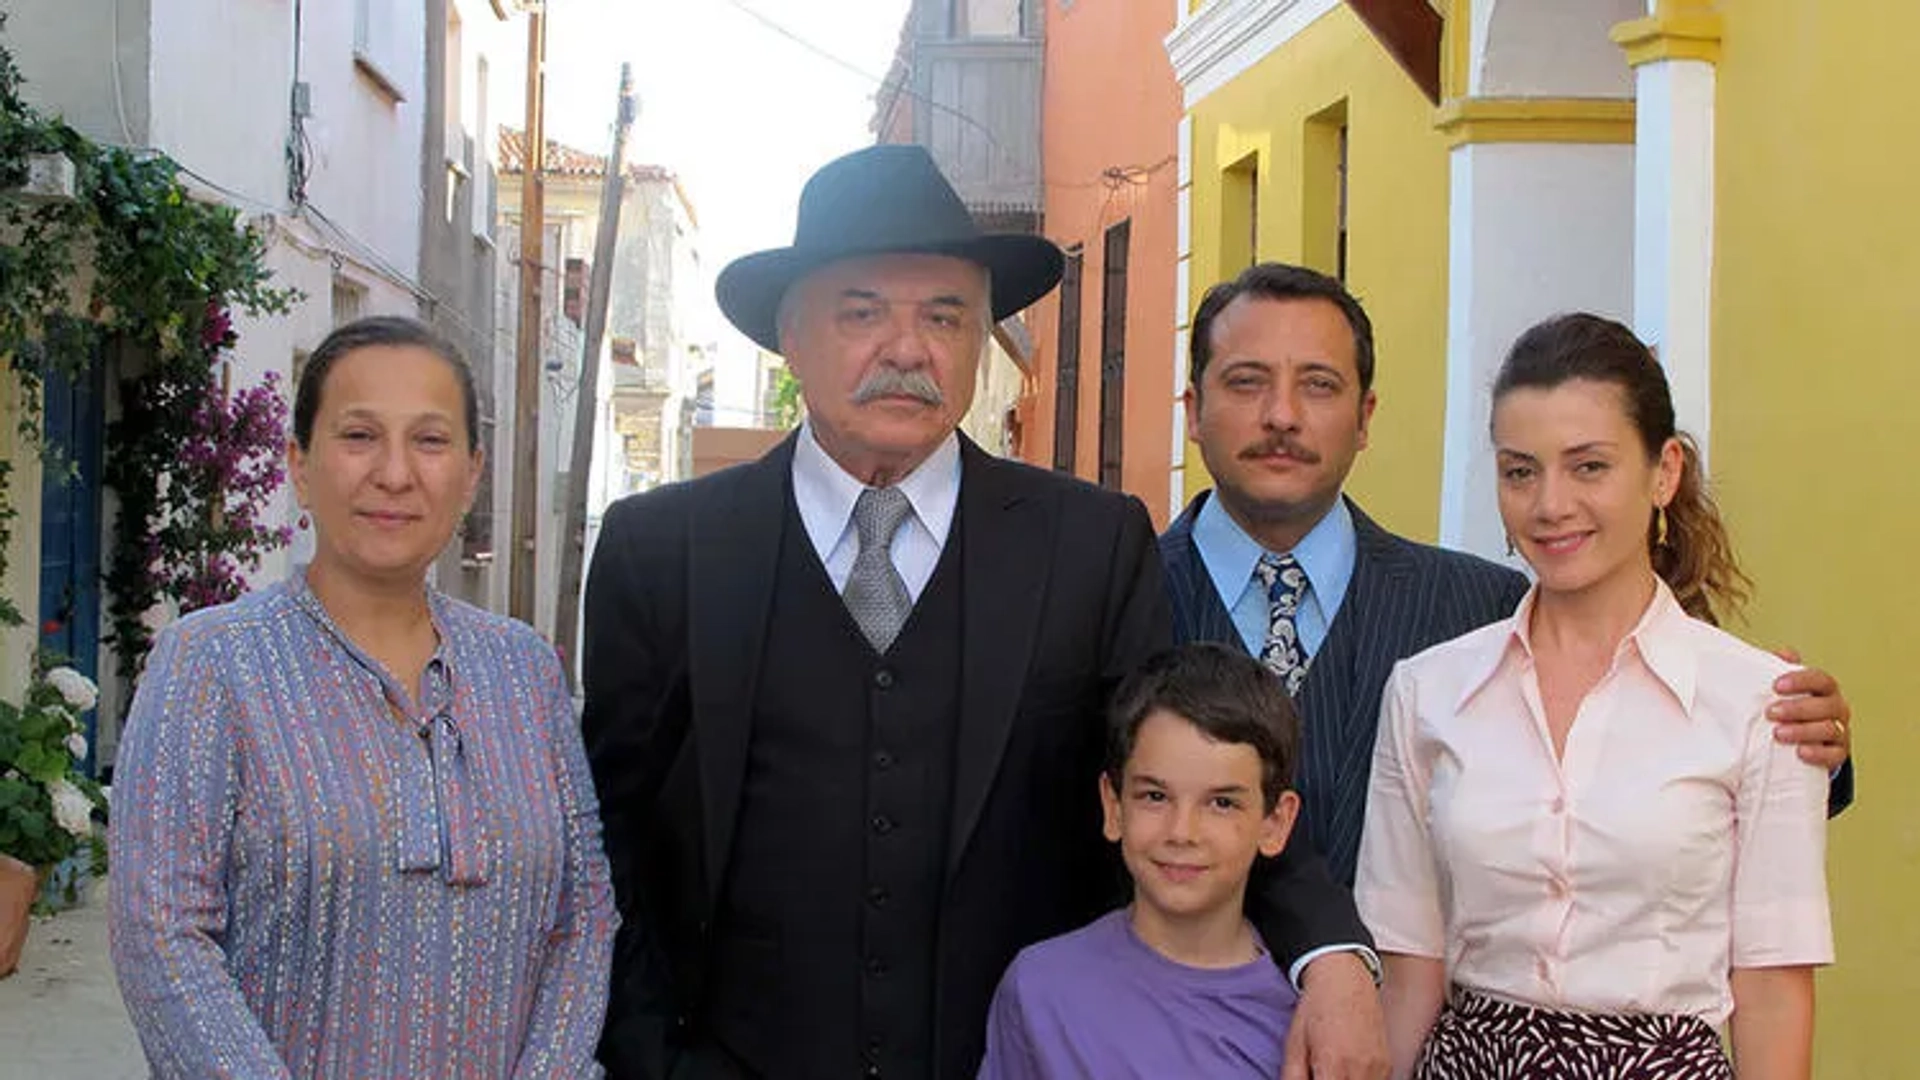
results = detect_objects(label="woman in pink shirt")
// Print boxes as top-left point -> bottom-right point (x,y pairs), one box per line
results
1356,313 -> 1831,1080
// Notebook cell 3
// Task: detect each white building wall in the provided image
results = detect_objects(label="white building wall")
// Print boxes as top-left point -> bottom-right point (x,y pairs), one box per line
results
6,0 -> 155,146
706,347 -> 773,429
146,0 -> 298,212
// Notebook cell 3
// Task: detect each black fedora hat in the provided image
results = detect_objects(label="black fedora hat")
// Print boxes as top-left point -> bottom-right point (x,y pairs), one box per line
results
715,144 -> 1064,353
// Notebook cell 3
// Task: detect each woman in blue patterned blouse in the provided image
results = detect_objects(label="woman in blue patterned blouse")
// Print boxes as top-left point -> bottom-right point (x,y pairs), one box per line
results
109,316 -> 617,1078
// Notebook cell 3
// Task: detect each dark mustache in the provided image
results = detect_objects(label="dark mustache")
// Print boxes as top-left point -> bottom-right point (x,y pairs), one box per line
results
1238,435 -> 1321,464
852,367 -> 944,406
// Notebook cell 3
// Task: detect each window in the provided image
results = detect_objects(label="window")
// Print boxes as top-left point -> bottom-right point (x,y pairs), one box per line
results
1336,122 -> 1350,281
446,164 -> 464,225
1221,152 -> 1259,273
353,0 -> 407,102
474,56 -> 494,241
962,0 -> 1025,36
1052,249 -> 1083,473
331,277 -> 365,327
1097,221 -> 1129,491
694,370 -> 716,426
444,7 -> 465,164
564,258 -> 588,326
1304,100 -> 1350,279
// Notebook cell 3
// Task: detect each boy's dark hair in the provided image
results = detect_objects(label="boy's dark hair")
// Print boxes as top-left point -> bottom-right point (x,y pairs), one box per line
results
1104,643 -> 1300,812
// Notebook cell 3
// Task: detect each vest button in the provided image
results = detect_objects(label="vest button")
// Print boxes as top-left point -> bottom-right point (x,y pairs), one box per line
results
872,750 -> 895,771
873,668 -> 895,689
867,885 -> 890,908
871,814 -> 895,835
865,955 -> 889,977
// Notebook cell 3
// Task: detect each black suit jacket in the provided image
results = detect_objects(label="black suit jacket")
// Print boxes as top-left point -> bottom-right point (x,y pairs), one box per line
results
583,436 -> 1178,1079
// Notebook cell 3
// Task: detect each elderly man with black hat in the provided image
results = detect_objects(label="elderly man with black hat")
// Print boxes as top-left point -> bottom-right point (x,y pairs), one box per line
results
582,145 -> 1386,1080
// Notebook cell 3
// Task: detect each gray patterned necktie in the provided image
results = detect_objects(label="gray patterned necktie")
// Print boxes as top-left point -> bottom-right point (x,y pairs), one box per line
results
844,486 -> 914,652
1254,552 -> 1311,696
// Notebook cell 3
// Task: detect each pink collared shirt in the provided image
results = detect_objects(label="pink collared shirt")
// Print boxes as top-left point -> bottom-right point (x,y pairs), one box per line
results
1355,580 -> 1831,1024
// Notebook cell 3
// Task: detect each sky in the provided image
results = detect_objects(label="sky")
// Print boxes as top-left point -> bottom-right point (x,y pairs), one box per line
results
514,0 -> 914,362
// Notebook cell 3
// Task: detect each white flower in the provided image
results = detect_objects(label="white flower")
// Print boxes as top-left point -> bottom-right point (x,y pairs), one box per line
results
47,778 -> 94,838
66,732 -> 88,760
44,667 -> 98,712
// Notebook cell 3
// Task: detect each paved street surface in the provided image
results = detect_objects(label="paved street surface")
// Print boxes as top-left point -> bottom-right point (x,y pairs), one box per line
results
0,879 -> 146,1079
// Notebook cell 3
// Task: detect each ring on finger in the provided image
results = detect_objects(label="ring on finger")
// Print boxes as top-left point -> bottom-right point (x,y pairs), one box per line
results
1831,718 -> 1847,743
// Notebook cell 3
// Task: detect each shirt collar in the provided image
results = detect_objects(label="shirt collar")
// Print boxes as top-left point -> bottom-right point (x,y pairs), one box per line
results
1192,492 -> 1357,609
791,421 -> 962,554
1455,576 -> 1698,713
285,566 -> 459,713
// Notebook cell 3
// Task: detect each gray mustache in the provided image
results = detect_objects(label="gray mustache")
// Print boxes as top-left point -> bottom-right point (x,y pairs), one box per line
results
852,367 -> 944,407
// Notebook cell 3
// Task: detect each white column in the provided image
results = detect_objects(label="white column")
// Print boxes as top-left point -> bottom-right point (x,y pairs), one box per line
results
1621,26 -> 1719,454
1437,142 -> 1637,561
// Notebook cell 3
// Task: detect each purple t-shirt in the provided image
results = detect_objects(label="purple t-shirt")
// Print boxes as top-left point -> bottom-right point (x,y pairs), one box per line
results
978,909 -> 1298,1079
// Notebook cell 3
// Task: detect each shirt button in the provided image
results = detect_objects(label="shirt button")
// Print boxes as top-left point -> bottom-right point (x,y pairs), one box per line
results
873,668 -> 895,689
865,1066 -> 881,1079
1548,878 -> 1568,899
871,815 -> 894,836
1536,957 -> 1552,979
867,885 -> 890,908
1549,796 -> 1566,814
872,750 -> 895,771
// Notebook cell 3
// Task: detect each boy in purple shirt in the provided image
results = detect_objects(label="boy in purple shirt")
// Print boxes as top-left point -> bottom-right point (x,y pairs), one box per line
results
980,644 -> 1305,1079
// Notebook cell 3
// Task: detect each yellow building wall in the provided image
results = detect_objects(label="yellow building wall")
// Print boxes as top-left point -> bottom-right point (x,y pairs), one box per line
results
1712,3 -> 1920,1073
1182,5 -> 1453,541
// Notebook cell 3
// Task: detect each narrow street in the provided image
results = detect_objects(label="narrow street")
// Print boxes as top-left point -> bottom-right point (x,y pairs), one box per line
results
0,881 -> 145,1078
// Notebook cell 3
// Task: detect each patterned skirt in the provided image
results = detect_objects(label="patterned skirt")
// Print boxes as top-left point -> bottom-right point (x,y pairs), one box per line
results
1414,987 -> 1732,1080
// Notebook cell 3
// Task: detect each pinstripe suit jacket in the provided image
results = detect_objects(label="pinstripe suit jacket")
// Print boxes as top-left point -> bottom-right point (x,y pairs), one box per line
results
1161,492 -> 1529,886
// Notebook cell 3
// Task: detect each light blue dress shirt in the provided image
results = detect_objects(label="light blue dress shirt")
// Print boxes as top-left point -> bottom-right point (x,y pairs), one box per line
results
791,422 -> 961,602
1192,493 -> 1358,658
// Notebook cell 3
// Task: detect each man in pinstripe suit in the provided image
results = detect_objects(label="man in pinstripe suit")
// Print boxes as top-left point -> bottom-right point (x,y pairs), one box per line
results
1162,262 -> 1856,1080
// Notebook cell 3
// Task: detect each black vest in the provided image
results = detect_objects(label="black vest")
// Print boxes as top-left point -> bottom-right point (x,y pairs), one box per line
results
710,495 -> 964,1080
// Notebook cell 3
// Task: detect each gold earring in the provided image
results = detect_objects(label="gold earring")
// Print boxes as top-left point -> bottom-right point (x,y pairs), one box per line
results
1655,506 -> 1669,548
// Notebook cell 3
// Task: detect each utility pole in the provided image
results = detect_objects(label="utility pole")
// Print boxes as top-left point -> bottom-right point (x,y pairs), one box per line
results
554,64 -> 635,686
509,5 -> 547,624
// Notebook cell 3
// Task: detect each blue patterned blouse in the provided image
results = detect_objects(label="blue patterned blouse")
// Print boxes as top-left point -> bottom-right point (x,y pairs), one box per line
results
109,572 -> 617,1078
